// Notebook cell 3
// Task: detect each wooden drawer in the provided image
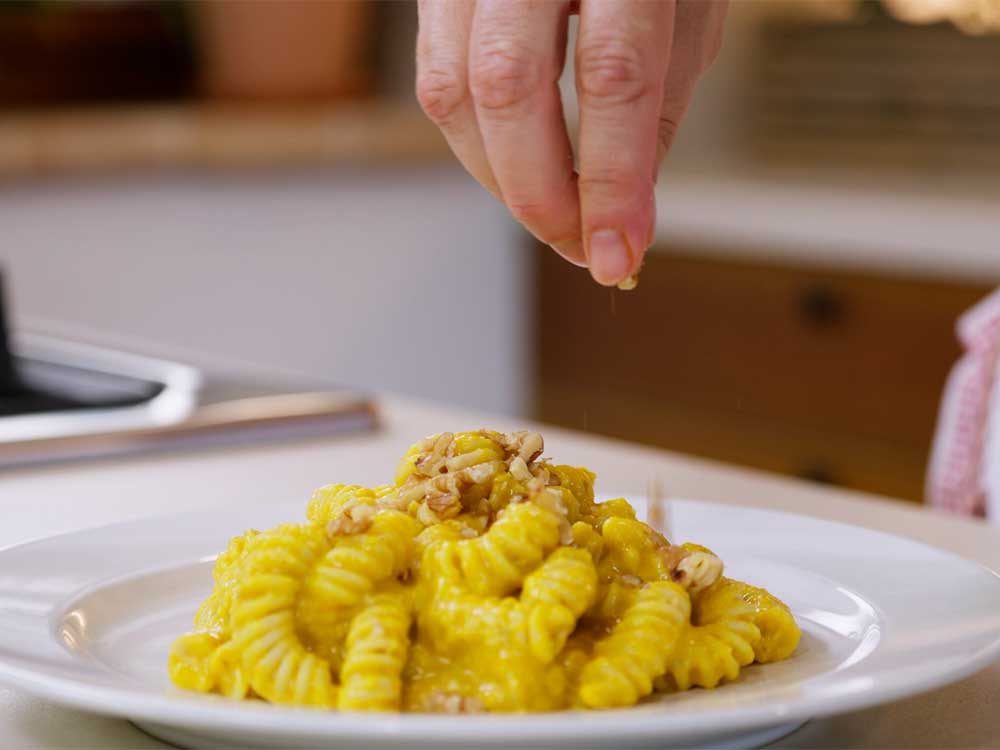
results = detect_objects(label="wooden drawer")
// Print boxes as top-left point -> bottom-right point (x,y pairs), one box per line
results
534,246 -> 993,501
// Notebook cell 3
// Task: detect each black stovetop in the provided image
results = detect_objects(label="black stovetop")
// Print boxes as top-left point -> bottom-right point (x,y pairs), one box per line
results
0,272 -> 163,417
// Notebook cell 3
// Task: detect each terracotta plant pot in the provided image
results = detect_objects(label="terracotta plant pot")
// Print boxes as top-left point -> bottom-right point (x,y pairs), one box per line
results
195,0 -> 372,102
0,3 -> 193,105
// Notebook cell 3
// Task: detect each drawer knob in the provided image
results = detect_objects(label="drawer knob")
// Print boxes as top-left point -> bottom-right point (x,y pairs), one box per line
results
799,462 -> 838,486
799,284 -> 845,327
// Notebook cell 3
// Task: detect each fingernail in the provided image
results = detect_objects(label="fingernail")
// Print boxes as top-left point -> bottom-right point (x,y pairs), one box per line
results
587,229 -> 632,286
550,239 -> 587,268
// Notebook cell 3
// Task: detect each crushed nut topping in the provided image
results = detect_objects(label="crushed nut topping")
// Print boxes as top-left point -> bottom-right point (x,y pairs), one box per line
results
655,542 -> 723,592
426,492 -> 462,518
427,691 -> 484,714
672,551 -> 723,592
415,502 -> 442,527
502,430 -> 544,465
394,430 -> 553,525
509,456 -> 533,482
413,432 -> 453,477
528,482 -> 573,546
326,504 -> 375,537
535,465 -> 552,486
616,274 -> 639,291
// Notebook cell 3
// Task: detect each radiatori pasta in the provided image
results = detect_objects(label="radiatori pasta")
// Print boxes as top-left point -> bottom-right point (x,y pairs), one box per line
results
168,430 -> 800,712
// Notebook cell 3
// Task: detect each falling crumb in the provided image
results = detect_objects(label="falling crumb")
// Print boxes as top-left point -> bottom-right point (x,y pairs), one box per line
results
326,505 -> 375,538
646,479 -> 671,540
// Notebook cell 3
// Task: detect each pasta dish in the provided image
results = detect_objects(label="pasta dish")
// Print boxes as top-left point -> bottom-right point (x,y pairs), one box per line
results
169,430 -> 800,712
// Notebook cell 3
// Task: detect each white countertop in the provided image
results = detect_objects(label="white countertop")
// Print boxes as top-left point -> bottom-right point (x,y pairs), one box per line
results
2,394 -> 999,748
655,169 -> 1000,283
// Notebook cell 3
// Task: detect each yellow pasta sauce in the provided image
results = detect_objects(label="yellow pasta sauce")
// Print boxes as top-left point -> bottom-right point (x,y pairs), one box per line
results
168,430 -> 800,712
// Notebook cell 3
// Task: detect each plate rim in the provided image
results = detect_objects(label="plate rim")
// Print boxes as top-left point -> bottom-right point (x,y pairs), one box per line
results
0,497 -> 998,743
2,628 -> 998,742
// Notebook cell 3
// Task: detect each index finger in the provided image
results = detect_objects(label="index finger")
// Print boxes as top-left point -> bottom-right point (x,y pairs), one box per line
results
575,0 -> 674,286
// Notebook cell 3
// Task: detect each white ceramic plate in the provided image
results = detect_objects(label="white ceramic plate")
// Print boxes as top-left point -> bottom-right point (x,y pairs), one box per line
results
1,498 -> 999,750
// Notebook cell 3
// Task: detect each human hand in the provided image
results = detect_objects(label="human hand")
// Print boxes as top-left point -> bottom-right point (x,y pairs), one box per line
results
416,0 -> 727,287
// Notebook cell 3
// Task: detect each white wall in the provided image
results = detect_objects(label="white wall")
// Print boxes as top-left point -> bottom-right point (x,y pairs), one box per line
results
0,167 -> 531,415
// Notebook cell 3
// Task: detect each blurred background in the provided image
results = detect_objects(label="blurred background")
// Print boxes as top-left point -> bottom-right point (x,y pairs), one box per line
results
2,0 -> 999,504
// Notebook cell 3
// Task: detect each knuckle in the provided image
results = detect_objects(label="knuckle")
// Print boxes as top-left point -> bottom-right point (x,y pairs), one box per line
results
578,170 -> 642,200
577,37 -> 652,107
507,200 -> 552,229
416,67 -> 468,124
470,40 -> 540,112
704,31 -> 724,70
703,4 -> 728,69
657,115 -> 680,153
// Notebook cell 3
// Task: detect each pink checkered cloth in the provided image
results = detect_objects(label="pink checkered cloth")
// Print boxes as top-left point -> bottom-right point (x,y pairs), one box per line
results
928,288 -> 1000,520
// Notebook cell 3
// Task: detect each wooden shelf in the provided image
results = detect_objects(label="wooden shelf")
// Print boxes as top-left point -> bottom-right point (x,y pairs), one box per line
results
0,101 -> 449,179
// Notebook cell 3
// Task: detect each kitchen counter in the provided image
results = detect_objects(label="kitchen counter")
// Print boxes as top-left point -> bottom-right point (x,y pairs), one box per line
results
1,394 -> 999,748
655,168 -> 1000,283
0,102 -> 449,178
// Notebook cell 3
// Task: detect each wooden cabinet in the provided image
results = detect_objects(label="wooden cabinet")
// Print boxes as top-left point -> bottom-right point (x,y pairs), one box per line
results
534,246 -> 993,502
